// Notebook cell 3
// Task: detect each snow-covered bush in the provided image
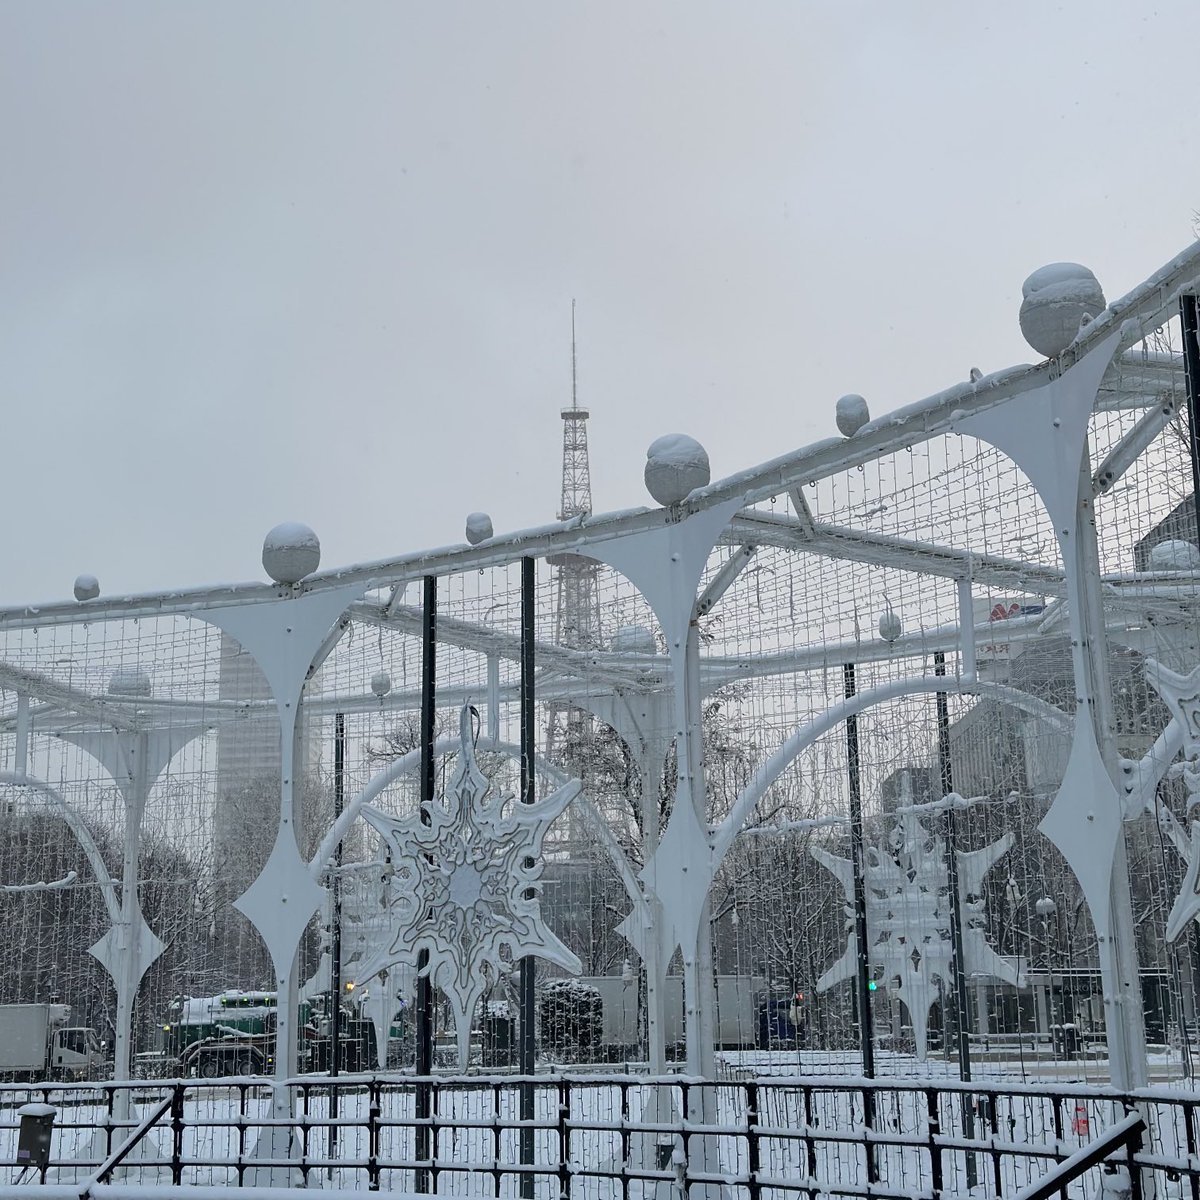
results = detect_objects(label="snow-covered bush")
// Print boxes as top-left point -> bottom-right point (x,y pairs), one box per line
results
538,979 -> 602,1063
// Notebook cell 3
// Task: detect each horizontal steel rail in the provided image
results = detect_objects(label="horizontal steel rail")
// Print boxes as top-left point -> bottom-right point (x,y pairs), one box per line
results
0,1073 -> 1193,1200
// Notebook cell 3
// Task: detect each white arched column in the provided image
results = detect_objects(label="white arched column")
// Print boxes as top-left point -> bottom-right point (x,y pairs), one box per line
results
956,327 -> 1148,1089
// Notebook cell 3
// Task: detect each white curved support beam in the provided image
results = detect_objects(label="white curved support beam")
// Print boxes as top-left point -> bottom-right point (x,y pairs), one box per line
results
712,676 -> 1071,865
0,772 -> 121,926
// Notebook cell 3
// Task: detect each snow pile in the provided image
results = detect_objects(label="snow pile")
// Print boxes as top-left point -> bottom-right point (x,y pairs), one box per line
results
1018,262 -> 1106,357
644,434 -> 710,506
262,521 -> 321,584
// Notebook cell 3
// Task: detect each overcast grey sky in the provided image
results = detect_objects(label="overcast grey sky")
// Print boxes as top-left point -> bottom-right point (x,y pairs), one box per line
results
1,2 -> 1197,606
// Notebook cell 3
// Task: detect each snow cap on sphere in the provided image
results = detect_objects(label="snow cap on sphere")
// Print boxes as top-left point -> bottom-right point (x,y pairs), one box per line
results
108,668 -> 152,697
371,671 -> 392,697
1149,539 -> 1200,572
73,574 -> 100,601
465,512 -> 494,545
878,606 -> 902,643
1018,263 -> 1106,358
644,434 -> 710,506
262,522 -> 321,585
835,395 -> 870,438
610,625 -> 657,655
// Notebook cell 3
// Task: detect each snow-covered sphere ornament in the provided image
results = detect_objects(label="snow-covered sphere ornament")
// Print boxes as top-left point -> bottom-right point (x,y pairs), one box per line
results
465,512 -> 493,545
262,522 -> 321,585
1018,263 -> 1106,358
1150,539 -> 1200,572
878,605 -> 902,643
108,668 -> 151,697
835,394 -> 871,438
73,574 -> 100,601
610,625 -> 657,655
644,434 -> 710,506
371,671 -> 392,697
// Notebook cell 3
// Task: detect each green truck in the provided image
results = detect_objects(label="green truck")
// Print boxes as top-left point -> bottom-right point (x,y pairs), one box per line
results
161,990 -> 296,1078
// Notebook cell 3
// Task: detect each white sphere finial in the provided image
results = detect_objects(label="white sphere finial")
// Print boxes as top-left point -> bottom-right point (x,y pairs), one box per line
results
73,574 -> 100,602
262,522 -> 321,585
644,434 -> 710,506
878,603 -> 902,644
371,671 -> 392,697
465,512 -> 494,545
610,625 -> 657,655
835,395 -> 870,438
1018,263 -> 1105,357
1149,539 -> 1200,572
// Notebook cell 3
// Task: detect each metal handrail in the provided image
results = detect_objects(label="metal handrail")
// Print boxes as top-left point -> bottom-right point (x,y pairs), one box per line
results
87,1093 -> 174,1186
1013,1110 -> 1145,1200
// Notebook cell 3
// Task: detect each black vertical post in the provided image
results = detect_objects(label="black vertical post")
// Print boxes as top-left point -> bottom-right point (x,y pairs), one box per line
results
1181,294 -> 1200,1043
519,556 -> 536,1200
328,712 -> 345,1177
935,652 -> 978,1189
415,576 -> 437,1193
1182,295 -> 1200,546
843,663 -> 875,1080
844,663 -> 877,1184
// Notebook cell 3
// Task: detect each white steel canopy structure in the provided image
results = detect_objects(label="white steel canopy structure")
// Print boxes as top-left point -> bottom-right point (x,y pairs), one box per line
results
3,241 -> 1200,1152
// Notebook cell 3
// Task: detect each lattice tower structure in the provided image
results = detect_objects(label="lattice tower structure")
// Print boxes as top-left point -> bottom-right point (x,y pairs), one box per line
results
547,395 -> 604,837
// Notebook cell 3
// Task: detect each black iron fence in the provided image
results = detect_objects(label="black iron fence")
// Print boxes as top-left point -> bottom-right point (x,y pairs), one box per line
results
0,1073 -> 1195,1199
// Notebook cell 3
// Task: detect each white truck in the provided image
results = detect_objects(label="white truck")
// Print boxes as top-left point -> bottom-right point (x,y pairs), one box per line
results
0,1004 -> 107,1081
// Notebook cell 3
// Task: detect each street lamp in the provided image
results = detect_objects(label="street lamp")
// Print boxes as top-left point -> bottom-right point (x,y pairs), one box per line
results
1034,898 -> 1058,1045
620,959 -> 634,1059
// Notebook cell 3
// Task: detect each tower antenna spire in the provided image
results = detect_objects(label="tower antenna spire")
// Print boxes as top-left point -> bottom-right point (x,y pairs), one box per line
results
548,299 -> 601,839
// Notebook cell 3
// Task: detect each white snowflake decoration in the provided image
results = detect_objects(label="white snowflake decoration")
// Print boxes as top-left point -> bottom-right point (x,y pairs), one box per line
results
1144,659 -> 1200,941
361,707 -> 582,1067
811,783 -> 1018,1060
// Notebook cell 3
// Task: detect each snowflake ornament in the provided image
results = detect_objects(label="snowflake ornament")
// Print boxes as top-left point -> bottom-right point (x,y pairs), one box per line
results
361,706 -> 582,1067
811,780 -> 1017,1060
1144,659 -> 1200,941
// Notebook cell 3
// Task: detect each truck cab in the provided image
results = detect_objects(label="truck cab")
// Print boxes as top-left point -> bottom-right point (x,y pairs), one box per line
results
51,1027 -> 106,1079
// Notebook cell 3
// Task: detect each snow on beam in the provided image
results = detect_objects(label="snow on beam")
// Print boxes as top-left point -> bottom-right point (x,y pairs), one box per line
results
351,601 -> 651,690
0,662 -> 147,732
728,511 -> 1065,592
787,487 -> 818,537
1092,393 -> 1179,493
694,543 -> 757,617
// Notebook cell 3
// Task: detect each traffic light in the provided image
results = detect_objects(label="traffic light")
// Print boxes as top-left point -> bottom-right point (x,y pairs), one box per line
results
868,980 -> 878,991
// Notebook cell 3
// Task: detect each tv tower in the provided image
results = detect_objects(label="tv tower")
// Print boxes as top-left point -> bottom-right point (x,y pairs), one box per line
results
547,303 -> 602,792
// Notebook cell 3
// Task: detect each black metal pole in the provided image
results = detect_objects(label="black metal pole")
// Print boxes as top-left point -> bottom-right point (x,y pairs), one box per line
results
519,556 -> 536,1200
843,664 -> 875,1075
327,712 -> 345,1177
935,652 -> 978,1189
415,576 -> 437,1194
1181,295 -> 1200,546
843,663 -> 876,1182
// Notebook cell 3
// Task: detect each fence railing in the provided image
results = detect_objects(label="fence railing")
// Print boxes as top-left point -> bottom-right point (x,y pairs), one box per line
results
0,1073 -> 1195,1199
